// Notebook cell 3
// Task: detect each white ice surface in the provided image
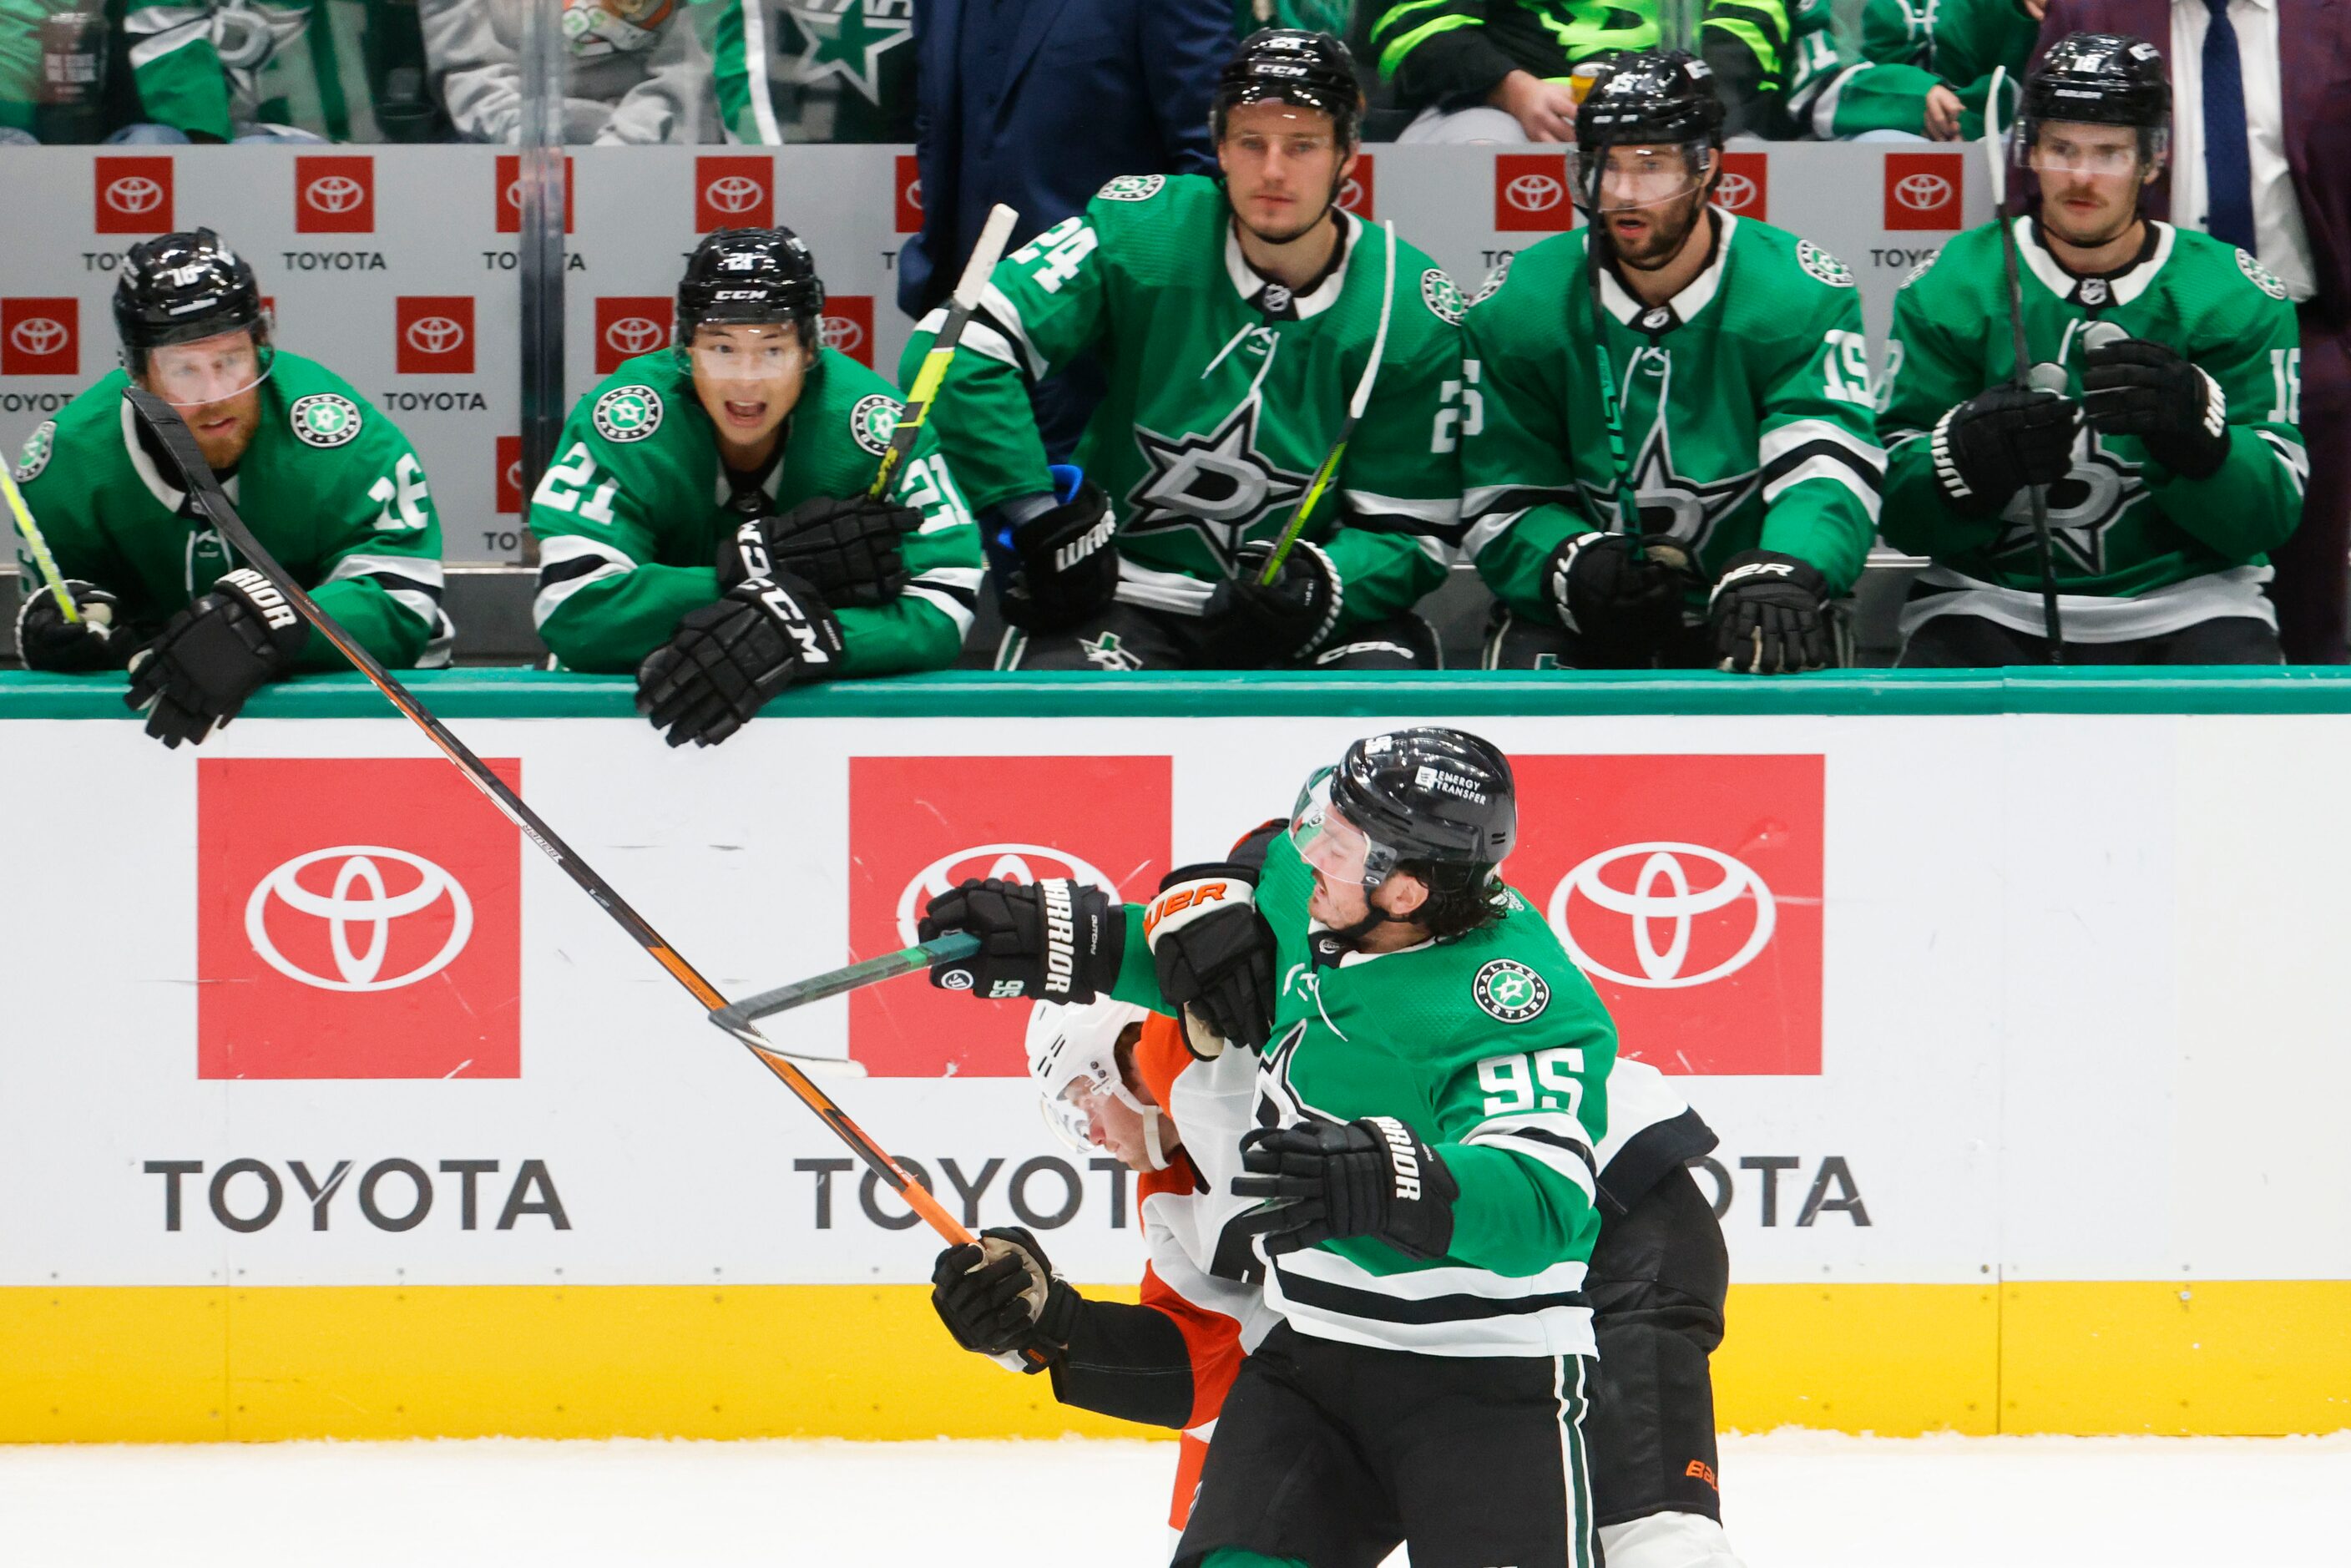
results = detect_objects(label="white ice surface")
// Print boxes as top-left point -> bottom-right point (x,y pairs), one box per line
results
2,1430 -> 2346,1566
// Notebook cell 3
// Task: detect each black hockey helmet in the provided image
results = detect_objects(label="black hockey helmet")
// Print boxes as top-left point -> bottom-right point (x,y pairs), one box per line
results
675,226 -> 825,346
1213,28 -> 1363,147
113,229 -> 267,363
2019,33 -> 2171,162
1575,50 -> 1726,153
1293,728 -> 1516,891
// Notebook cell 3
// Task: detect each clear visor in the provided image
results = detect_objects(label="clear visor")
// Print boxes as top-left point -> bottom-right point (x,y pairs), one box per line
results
144,336 -> 275,408
1290,766 -> 1399,890
2021,123 -> 2167,179
680,324 -> 806,382
1037,1070 -> 1147,1156
1569,142 -> 1713,215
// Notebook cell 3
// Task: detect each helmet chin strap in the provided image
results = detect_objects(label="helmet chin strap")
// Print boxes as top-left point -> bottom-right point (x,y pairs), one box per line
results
1140,1107 -> 1171,1172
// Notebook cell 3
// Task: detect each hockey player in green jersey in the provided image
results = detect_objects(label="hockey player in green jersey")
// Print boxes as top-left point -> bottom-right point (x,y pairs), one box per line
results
13,229 -> 451,747
1462,52 -> 1884,673
1782,0 -> 1959,140
899,30 -> 1463,672
529,227 -> 982,746
1878,34 -> 2307,664
915,729 -> 1620,1564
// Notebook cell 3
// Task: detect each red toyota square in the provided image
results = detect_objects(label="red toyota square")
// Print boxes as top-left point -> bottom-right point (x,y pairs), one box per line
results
594,296 -> 672,374
1714,150 -> 1767,219
1338,154 -> 1375,219
847,756 -> 1170,1077
396,296 -> 475,375
496,434 -> 523,514
197,757 -> 522,1080
820,295 -> 874,367
295,154 -> 374,234
696,155 -> 773,231
1494,154 -> 1575,232
893,154 -> 923,234
1509,754 -> 1823,1075
94,155 -> 173,234
2,298 -> 78,377
496,154 -> 574,234
1883,152 -> 1964,230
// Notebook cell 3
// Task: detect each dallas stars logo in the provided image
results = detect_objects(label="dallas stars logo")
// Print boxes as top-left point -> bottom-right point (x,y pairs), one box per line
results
781,0 -> 911,107
1989,436 -> 2143,574
1575,402 -> 1757,559
1079,630 -> 1142,671
1126,401 -> 1312,567
1473,959 -> 1550,1023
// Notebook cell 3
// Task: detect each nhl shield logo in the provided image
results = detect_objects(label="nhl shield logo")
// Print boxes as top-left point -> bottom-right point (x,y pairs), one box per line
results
14,419 -> 55,483
289,393 -> 362,448
1472,959 -> 1550,1024
594,385 -> 662,443
1421,268 -> 1464,324
850,392 -> 900,457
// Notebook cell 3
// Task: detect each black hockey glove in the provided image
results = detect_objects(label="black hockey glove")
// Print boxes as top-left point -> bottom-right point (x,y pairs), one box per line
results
2081,336 -> 2230,481
1143,863 -> 1277,1059
635,574 -> 843,748
986,468 -> 1118,633
716,495 -> 917,609
1192,540 -> 1342,668
919,877 -> 1124,1003
1546,530 -> 1690,656
16,580 -> 134,673
124,567 -> 308,748
1708,549 -> 1834,675
931,1227 -> 1081,1372
1932,385 -> 2081,515
1232,1118 -> 1460,1262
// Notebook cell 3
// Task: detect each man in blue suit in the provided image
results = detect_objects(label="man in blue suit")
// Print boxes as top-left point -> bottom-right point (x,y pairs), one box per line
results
899,0 -> 1233,453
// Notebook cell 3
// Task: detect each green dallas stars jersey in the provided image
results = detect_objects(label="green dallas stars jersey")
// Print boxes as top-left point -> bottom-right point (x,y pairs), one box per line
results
1461,211 -> 1885,622
1923,0 -> 2033,139
13,352 -> 448,669
1879,220 -> 2307,639
1111,833 -> 1616,1358
1784,0 -> 1943,139
528,347 -> 981,675
900,175 -> 1459,633
701,0 -> 916,144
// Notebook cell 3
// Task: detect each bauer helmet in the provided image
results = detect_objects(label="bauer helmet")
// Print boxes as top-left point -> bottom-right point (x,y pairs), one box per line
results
675,226 -> 825,347
1026,998 -> 1169,1171
1572,51 -> 1725,215
2018,33 -> 2171,164
1212,28 -> 1363,147
113,229 -> 268,367
1292,727 -> 1516,890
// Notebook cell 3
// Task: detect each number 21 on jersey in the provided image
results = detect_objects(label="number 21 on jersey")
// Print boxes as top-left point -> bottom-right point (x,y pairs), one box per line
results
534,442 -> 619,525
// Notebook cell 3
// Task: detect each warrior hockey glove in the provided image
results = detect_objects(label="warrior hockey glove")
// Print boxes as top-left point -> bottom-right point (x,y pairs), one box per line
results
1144,863 -> 1277,1058
1233,1118 -> 1459,1262
930,1227 -> 1081,1372
635,574 -> 843,748
16,581 -> 133,673
716,495 -> 917,609
1932,386 -> 2081,515
124,568 -> 308,749
1192,540 -> 1342,668
986,468 -> 1119,633
1547,531 -> 1690,658
1708,549 -> 1834,675
919,877 -> 1124,1003
2081,336 -> 2230,481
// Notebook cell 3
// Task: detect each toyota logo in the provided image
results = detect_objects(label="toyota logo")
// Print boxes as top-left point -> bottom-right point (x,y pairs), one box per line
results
1505,173 -> 1563,212
105,175 -> 164,215
1548,842 -> 1776,989
605,316 -> 665,355
1339,176 -> 1364,211
503,177 -> 523,211
305,175 -> 365,214
895,843 -> 1117,946
904,177 -> 923,213
1715,172 -> 1757,211
1893,172 -> 1952,211
8,317 -> 67,357
245,846 -> 473,993
705,175 -> 763,214
503,458 -> 522,495
819,315 -> 863,353
405,316 -> 465,355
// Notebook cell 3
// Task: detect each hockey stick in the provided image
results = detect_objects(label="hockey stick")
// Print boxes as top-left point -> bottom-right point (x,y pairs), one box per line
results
1580,172 -> 1652,557
1,460 -> 80,623
872,202 -> 1019,501
1255,218 -> 1398,587
1985,66 -> 2065,660
121,385 -> 979,1252
711,932 -> 979,1033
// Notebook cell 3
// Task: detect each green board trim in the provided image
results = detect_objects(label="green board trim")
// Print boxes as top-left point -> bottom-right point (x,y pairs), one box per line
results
12,666 -> 2351,720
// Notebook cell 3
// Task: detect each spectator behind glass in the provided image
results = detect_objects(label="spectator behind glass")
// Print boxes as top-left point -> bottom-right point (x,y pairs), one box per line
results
695,0 -> 915,143
2035,0 -> 2351,662
423,0 -> 716,143
100,0 -> 443,143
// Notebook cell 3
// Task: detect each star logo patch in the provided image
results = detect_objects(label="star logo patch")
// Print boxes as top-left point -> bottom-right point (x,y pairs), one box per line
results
781,0 -> 912,107
1125,400 -> 1313,567
1990,435 -> 2143,574
1575,398 -> 1758,560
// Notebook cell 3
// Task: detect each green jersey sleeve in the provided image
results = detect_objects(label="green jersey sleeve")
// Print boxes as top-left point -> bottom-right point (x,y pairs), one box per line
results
1752,248 -> 1883,589
296,401 -> 448,670
1787,0 -> 1940,139
1860,0 -> 1933,65
1459,250 -> 1592,625
121,0 -> 237,139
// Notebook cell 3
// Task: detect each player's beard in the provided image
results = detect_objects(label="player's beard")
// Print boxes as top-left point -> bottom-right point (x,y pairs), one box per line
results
1605,185 -> 1710,273
2040,176 -> 2140,253
183,389 -> 262,472
1235,192 -> 1332,250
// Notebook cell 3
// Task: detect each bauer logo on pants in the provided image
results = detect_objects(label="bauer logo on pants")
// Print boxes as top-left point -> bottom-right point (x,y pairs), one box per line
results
1509,754 -> 1823,1075
197,757 -> 522,1079
847,756 -> 1170,1076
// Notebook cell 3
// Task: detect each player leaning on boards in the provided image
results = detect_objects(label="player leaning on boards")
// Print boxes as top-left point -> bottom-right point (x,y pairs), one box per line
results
528,228 -> 982,746
899,30 -> 1464,673
1461,53 -> 1885,675
13,230 -> 451,746
1878,34 -> 2306,665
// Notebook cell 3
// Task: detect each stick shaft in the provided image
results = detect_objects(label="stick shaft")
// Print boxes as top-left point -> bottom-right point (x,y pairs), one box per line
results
121,386 -> 972,1248
1581,180 -> 1646,537
870,202 -> 1019,501
714,933 -> 980,1030
1984,66 -> 2065,659
1,461 -> 80,623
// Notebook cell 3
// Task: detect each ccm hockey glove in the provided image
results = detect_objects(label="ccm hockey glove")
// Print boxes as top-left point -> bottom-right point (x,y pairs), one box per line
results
16,580 -> 133,673
1192,540 -> 1342,668
1144,862 -> 1277,1057
635,574 -> 843,748
124,567 -> 308,748
1932,385 -> 2080,515
1708,549 -> 1834,675
920,877 -> 1124,1002
717,495 -> 916,609
1546,531 -> 1689,658
931,1227 -> 1081,1372
986,466 -> 1118,633
2082,336 -> 2230,481
1233,1118 -> 1459,1262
